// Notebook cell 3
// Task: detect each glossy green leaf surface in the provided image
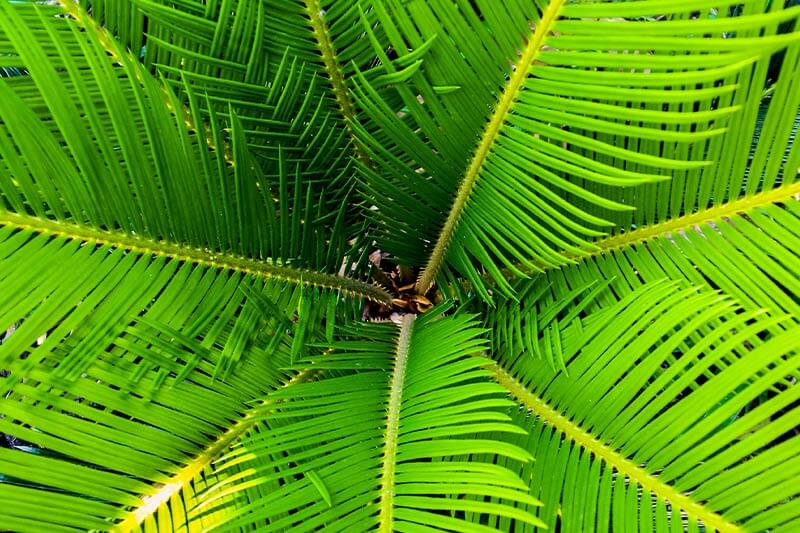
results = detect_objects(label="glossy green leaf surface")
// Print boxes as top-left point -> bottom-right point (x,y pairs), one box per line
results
0,1 -> 798,532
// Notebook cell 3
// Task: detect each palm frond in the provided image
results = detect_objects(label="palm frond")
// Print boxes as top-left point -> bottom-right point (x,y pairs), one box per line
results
78,0 -> 422,190
351,0 -> 800,297
573,23 -> 800,234
0,2 -> 384,284
0,6 -> 389,529
86,0 -> 353,186
0,311 -> 305,532
480,186 -> 800,530
478,280 -> 799,531
192,313 -> 544,531
489,192 -> 799,347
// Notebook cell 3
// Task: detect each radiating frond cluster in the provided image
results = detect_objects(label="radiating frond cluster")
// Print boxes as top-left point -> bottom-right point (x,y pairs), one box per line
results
0,1 -> 798,532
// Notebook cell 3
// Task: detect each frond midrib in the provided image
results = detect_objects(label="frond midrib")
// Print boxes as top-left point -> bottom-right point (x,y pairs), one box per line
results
304,0 -> 371,165
378,313 -> 415,531
491,364 -> 744,533
590,182 -> 800,256
57,0 -> 233,164
112,370 -> 317,533
488,182 -> 800,284
1,211 -> 392,303
415,0 -> 566,293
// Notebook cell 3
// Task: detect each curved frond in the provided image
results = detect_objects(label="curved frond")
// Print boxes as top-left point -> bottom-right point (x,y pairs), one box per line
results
353,0 -> 800,297
0,286 -> 305,532
0,6 -> 388,530
483,191 -> 800,530
0,2 -> 383,287
73,0 -> 351,181
113,370 -> 319,532
492,194 -> 800,348
485,281 -> 799,531
77,0 -> 421,189
194,314 -> 544,531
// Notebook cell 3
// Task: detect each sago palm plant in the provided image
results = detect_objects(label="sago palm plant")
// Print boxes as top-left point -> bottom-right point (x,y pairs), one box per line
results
0,0 -> 799,531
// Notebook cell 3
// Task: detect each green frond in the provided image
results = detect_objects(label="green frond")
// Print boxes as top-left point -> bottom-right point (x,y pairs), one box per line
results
0,220 -> 361,529
353,0 -> 799,297
2,1 -> 798,531
0,2 -> 381,279
74,0 -> 350,181
570,17 -> 800,235
0,215 -> 370,529
192,314 -> 544,531
0,7 -> 386,529
483,280 -> 799,531
78,0 -> 418,187
485,190 -> 799,369
498,196 -> 798,335
116,370 -> 319,533
482,191 -> 800,529
0,308 -> 301,532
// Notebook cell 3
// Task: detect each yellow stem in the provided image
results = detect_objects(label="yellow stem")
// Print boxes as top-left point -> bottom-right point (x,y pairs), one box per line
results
378,313 -> 415,532
415,0 -> 565,293
491,364 -> 744,533
1,211 -> 392,303
304,0 -> 371,165
113,370 -> 317,532
592,182 -> 800,256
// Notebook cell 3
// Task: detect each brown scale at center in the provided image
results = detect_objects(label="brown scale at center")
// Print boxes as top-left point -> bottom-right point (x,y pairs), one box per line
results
364,253 -> 438,319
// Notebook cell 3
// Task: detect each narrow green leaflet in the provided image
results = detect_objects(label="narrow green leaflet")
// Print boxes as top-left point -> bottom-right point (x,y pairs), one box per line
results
483,281 -> 799,532
194,314 -> 544,531
480,194 -> 800,531
352,0 -> 799,297
0,4 -> 384,530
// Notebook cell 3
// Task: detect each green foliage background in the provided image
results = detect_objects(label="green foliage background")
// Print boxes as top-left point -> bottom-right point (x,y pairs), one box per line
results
0,1 -> 798,532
